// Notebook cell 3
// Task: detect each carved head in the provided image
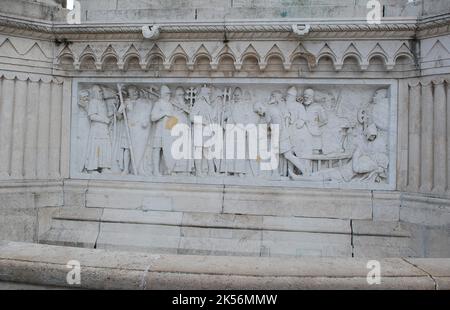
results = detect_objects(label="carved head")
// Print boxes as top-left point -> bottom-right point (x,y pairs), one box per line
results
127,86 -> 140,100
365,123 -> 378,141
198,86 -> 211,103
91,85 -> 104,99
160,85 -> 171,100
373,88 -> 388,103
286,86 -> 297,103
174,87 -> 185,102
303,88 -> 314,106
269,90 -> 284,105
232,87 -> 243,103
79,90 -> 90,109
243,90 -> 253,103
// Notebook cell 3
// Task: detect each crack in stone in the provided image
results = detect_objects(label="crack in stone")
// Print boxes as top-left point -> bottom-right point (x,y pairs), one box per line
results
93,208 -> 104,249
350,219 -> 354,258
401,257 -> 438,290
140,264 -> 152,290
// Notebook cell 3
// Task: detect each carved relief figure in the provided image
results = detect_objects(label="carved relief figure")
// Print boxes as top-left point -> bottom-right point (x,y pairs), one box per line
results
284,86 -> 309,175
222,87 -> 247,176
352,88 -> 389,182
170,86 -> 193,174
151,85 -> 175,176
301,88 -> 328,156
242,90 -> 261,176
117,85 -> 152,175
254,93 -> 309,179
190,85 -> 217,176
83,85 -> 113,174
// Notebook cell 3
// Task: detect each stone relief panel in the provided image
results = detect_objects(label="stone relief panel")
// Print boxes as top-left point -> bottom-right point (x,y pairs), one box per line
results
71,80 -> 396,189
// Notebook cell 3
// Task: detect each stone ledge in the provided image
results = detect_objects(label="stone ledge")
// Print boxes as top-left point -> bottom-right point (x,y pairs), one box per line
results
0,241 -> 448,290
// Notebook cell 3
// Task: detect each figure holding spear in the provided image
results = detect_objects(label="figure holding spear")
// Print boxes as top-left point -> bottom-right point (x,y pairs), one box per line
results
117,84 -> 138,175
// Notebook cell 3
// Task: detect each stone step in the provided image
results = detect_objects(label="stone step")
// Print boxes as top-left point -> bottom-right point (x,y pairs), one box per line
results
51,208 -> 352,234
39,207 -> 413,258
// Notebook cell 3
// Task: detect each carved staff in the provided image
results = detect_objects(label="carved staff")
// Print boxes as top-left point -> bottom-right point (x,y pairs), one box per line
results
334,89 -> 343,116
221,87 -> 232,175
221,87 -> 232,126
117,83 -> 138,175
101,86 -> 119,165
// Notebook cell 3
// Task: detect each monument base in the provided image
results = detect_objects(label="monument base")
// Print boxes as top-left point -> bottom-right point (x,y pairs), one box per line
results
39,180 -> 417,258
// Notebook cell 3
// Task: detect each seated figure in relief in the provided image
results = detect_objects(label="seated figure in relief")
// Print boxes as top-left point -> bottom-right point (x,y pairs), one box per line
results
306,88 -> 390,183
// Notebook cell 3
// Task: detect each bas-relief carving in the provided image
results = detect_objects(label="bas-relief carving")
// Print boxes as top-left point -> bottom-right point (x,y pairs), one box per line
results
74,82 -> 393,186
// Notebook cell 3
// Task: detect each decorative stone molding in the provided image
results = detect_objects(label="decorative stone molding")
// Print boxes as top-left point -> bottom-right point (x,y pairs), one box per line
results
1,13 -> 447,40
53,40 -> 416,74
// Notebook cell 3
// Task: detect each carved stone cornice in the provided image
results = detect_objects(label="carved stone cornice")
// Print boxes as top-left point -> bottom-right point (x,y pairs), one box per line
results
0,15 -> 421,41
0,13 -> 449,41
417,13 -> 450,38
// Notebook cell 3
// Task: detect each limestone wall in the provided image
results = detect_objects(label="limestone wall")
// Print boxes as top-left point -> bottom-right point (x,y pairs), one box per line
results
0,1 -> 449,256
78,0 -> 425,21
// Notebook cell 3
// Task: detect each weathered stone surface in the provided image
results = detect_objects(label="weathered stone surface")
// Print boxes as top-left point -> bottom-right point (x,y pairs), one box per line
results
39,206 -> 357,257
96,222 -> 181,253
223,186 -> 373,219
1,0 -> 450,278
0,242 -> 444,290
0,181 -> 64,242
40,219 -> 100,248
372,191 -> 401,222
352,220 -> 411,237
400,194 -> 450,227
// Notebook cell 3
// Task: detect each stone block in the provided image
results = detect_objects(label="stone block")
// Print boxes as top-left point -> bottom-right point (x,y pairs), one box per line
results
262,231 -> 351,257
102,209 -> 183,226
262,216 -> 350,234
96,222 -> 181,253
400,194 -> 450,227
40,219 -> 100,248
54,207 -> 103,222
223,186 -> 372,220
182,212 -> 263,230
178,237 -> 262,256
37,206 -> 61,240
372,191 -> 401,222
352,220 -> 411,237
